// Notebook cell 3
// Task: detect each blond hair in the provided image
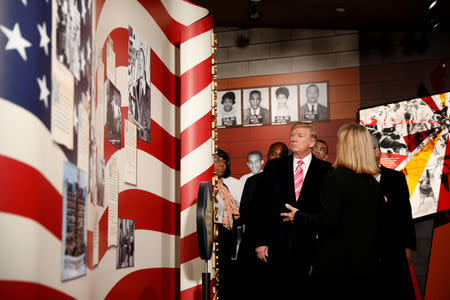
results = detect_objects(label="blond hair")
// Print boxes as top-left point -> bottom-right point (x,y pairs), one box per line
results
290,121 -> 317,141
332,123 -> 380,175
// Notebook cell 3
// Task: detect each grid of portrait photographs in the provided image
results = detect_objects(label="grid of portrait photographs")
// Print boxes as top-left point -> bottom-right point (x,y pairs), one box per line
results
217,82 -> 329,128
116,218 -> 135,269
62,161 -> 87,281
359,91 -> 450,219
128,26 -> 151,143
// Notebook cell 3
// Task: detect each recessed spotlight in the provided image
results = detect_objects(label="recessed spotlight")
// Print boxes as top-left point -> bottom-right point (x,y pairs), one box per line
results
336,7 -> 346,13
428,0 -> 438,9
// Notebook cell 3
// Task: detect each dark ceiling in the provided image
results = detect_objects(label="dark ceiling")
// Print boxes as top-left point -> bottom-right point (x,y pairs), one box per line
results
190,0 -> 450,30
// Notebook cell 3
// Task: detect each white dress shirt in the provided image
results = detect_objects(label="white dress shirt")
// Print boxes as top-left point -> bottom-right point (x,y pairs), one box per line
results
293,152 -> 312,177
250,107 -> 261,116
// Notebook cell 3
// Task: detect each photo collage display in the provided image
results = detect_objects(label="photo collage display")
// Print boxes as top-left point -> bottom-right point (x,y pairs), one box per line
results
217,82 -> 329,128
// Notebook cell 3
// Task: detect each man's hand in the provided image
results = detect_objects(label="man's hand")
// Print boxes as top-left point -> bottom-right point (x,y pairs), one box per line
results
405,248 -> 413,265
256,246 -> 269,262
280,204 -> 299,223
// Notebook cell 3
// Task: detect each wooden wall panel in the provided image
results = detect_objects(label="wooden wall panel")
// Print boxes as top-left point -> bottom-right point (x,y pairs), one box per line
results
217,67 -> 360,90
425,222 -> 450,300
217,67 -> 360,179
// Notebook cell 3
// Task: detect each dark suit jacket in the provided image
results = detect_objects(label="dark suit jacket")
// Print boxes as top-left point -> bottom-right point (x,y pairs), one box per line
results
256,154 -> 332,269
243,107 -> 270,124
294,166 -> 385,298
300,103 -> 328,121
380,166 -> 416,299
236,172 -> 263,260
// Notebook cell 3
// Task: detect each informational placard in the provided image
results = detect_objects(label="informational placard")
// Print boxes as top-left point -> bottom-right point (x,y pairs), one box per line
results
93,222 -> 99,266
107,165 -> 119,247
51,60 -> 75,149
124,120 -> 137,185
77,100 -> 90,173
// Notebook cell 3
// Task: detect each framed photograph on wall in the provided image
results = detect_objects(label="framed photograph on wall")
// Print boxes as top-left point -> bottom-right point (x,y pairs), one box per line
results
217,90 -> 242,128
242,87 -> 270,126
270,85 -> 299,124
105,79 -> 122,148
299,82 -> 329,122
128,26 -> 151,142
116,218 -> 135,269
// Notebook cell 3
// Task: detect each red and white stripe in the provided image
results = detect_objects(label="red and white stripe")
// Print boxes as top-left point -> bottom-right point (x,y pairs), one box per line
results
1,0 -> 211,299
179,16 -> 214,299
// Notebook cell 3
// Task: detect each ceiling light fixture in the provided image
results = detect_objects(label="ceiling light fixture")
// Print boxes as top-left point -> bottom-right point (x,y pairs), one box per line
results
248,0 -> 263,22
428,0 -> 438,9
432,21 -> 440,30
336,7 -> 345,13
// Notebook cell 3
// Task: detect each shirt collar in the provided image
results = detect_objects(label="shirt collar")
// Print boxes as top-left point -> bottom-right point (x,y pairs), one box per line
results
250,107 -> 261,115
308,103 -> 317,111
293,152 -> 312,170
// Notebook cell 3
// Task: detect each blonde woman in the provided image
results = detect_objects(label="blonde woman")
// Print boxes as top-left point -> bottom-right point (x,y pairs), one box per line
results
281,123 -> 384,300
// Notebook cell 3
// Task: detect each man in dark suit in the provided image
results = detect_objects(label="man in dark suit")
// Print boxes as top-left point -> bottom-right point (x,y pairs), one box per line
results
243,90 -> 270,125
231,142 -> 289,300
300,84 -> 328,121
255,122 -> 332,299
372,136 -> 416,300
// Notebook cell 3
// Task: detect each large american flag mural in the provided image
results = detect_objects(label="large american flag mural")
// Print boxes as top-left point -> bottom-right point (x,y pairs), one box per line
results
0,0 -> 214,299
360,92 -> 450,219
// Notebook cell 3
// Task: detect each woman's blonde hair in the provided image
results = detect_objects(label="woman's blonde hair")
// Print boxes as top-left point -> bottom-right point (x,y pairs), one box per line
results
332,123 -> 379,175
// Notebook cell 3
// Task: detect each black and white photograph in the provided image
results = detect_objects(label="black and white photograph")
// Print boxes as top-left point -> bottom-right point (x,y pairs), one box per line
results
116,218 -> 135,269
96,157 -> 105,207
88,115 -> 96,205
217,90 -> 242,127
128,26 -> 151,142
299,82 -> 329,122
359,92 -> 450,219
242,87 -> 270,126
56,0 -> 81,80
270,85 -> 298,124
62,162 -> 87,281
106,79 -> 122,148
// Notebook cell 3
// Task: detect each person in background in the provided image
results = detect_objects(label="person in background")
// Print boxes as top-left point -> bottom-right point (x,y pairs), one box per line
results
243,90 -> 270,125
273,87 -> 294,123
218,91 -> 239,127
282,123 -> 384,300
234,142 -> 289,300
255,122 -> 332,299
372,135 -> 416,300
240,150 -> 264,184
266,142 -> 290,160
214,149 -> 242,300
300,84 -> 328,121
312,139 -> 328,161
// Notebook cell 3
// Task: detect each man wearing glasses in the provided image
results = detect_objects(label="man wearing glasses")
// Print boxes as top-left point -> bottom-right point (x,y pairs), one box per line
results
312,139 -> 328,161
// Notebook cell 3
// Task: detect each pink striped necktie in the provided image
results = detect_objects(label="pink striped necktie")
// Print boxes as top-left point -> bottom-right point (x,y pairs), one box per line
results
294,159 -> 304,200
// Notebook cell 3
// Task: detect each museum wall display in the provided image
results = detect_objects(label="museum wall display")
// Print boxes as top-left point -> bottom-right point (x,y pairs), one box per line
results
0,0 -> 214,299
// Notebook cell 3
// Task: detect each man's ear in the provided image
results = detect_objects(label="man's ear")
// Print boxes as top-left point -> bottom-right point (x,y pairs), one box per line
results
261,160 -> 264,166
